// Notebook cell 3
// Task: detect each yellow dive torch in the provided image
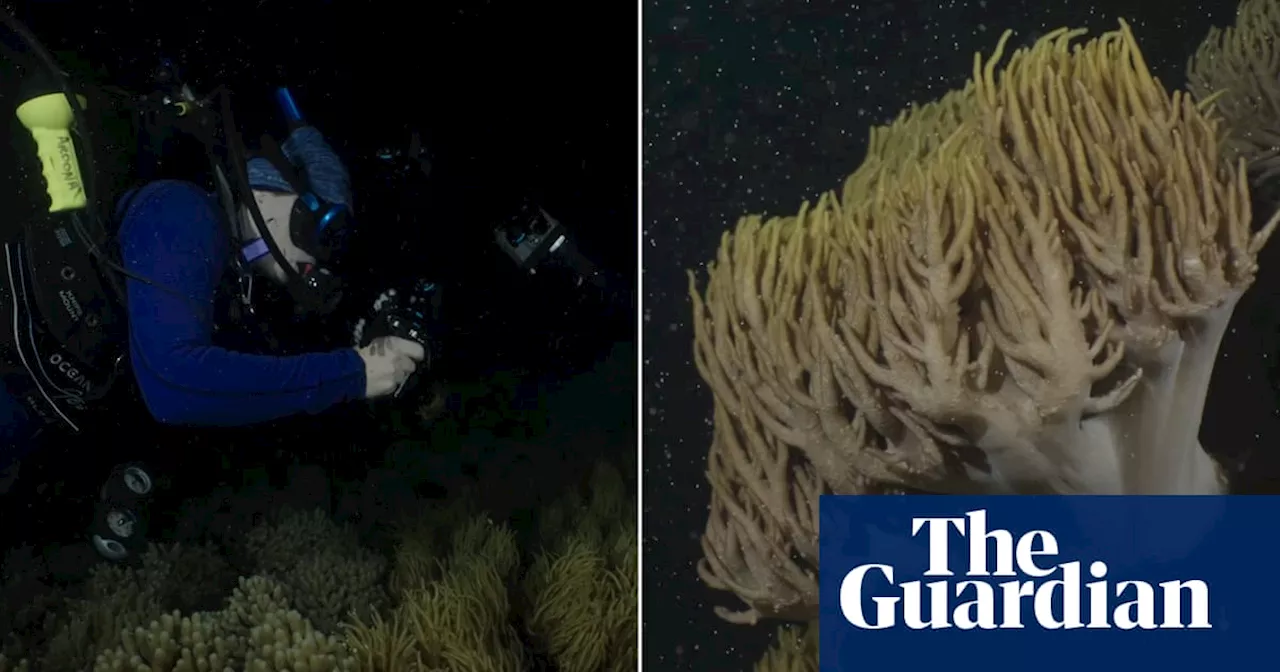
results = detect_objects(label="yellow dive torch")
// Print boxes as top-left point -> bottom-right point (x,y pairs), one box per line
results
15,90 -> 89,212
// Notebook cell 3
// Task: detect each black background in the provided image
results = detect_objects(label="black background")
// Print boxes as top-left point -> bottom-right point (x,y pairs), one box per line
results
642,0 -> 1280,669
6,0 -> 637,367
0,0 -> 636,557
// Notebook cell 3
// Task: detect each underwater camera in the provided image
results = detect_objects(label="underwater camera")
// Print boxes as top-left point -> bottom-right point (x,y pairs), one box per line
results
354,277 -> 444,397
494,198 -> 605,289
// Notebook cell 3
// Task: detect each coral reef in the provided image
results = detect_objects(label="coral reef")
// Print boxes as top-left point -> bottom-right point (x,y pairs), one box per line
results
244,509 -> 388,633
1187,0 -> 1280,184
1,457 -> 637,672
91,575 -> 355,671
42,542 -> 234,671
521,462 -> 638,672
345,503 -> 526,672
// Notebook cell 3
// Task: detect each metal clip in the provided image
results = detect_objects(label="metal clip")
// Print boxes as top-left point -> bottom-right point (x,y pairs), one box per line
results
238,272 -> 255,310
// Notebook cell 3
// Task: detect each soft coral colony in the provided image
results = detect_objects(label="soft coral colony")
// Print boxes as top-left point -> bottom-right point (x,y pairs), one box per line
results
689,0 -> 1280,651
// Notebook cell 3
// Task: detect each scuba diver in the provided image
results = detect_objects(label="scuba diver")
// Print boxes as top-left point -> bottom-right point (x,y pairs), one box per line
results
0,9 -> 623,562
0,13 -> 439,559
117,120 -> 424,426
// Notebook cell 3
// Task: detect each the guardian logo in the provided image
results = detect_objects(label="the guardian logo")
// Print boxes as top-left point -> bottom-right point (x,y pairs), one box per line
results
839,509 -> 1211,631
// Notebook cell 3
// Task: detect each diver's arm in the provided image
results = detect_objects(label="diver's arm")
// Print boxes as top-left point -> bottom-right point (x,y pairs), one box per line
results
119,181 -> 366,427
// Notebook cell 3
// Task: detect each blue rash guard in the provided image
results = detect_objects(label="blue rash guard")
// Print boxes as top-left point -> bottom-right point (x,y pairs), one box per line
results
117,180 -> 366,426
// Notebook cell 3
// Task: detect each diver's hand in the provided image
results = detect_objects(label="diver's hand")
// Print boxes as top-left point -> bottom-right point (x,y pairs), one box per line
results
357,336 -> 426,398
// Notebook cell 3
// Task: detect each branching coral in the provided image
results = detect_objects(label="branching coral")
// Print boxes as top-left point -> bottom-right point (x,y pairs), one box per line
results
244,509 -> 356,575
223,576 -> 293,634
1188,0 -> 1280,183
244,508 -> 387,632
0,537 -> 357,671
44,552 -> 169,670
141,543 -> 237,614
92,610 -> 242,671
241,607 -> 354,671
91,575 -> 354,671
688,21 -> 1280,624
36,543 -> 232,669
285,546 -> 387,633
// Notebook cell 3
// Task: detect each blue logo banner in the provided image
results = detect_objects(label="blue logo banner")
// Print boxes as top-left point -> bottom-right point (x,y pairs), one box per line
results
819,496 -> 1280,671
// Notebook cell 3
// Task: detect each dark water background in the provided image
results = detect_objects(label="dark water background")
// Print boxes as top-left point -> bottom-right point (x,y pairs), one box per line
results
641,0 -> 1280,669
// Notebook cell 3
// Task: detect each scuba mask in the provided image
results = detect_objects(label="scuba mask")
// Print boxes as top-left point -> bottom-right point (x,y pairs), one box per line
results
289,189 -> 351,266
238,187 -> 347,315
262,86 -> 352,268
282,187 -> 348,315
239,93 -> 353,315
